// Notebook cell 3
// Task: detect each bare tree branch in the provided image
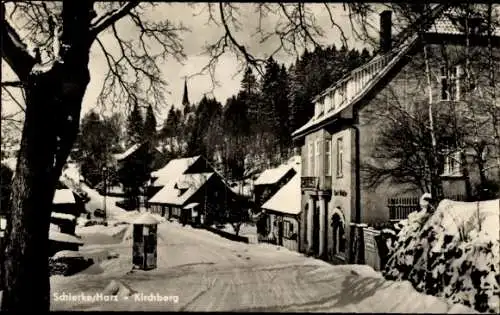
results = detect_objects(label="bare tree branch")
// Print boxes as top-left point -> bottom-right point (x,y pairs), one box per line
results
1,81 -> 24,88
1,3 -> 36,79
1,86 -> 26,112
89,1 -> 140,37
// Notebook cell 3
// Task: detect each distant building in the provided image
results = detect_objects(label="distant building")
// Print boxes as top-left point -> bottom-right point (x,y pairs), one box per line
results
148,155 -> 238,226
253,156 -> 300,208
260,171 -> 301,252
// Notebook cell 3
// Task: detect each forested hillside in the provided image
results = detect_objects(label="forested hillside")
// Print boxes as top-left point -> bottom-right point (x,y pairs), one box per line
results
158,45 -> 372,180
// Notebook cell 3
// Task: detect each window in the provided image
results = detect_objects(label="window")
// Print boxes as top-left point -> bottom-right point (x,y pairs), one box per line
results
283,220 -> 295,239
339,82 -> 347,104
315,97 -> 325,117
336,137 -> 344,178
443,150 -> 462,177
440,65 -> 462,101
308,142 -> 314,176
315,139 -> 321,176
325,139 -> 332,176
327,91 -> 335,111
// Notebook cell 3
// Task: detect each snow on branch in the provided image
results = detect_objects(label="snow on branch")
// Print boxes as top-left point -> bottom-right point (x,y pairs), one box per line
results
89,1 -> 140,37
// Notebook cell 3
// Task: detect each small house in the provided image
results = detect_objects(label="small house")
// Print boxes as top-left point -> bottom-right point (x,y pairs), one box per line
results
148,172 -> 237,226
260,168 -> 301,252
253,156 -> 300,208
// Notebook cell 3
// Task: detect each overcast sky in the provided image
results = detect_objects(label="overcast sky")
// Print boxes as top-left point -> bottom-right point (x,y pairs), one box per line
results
2,3 -> 381,123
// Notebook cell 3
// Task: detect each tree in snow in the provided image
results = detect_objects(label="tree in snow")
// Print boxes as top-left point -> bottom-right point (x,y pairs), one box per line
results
127,102 -> 144,146
187,95 -> 223,160
143,104 -> 157,143
73,111 -> 121,187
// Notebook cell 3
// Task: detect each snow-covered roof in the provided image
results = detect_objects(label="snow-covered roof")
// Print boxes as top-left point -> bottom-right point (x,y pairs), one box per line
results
151,155 -> 201,187
52,250 -> 83,259
133,212 -> 160,225
49,230 -> 84,245
184,202 -> 199,210
254,156 -> 300,186
113,143 -> 142,161
53,189 -> 76,204
427,7 -> 500,36
148,172 -> 213,206
261,173 -> 301,216
292,5 -> 449,138
51,212 -> 76,221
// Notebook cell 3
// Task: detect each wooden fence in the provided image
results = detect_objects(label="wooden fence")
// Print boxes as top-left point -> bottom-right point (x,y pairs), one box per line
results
388,194 -> 467,221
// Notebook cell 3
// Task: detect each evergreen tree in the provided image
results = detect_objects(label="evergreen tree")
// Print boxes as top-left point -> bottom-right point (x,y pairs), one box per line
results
144,105 -> 157,142
75,111 -> 121,187
127,102 -> 144,145
221,95 -> 250,179
161,106 -> 177,139
241,67 -> 258,94
277,65 -> 292,156
288,56 -> 311,134
187,96 -> 222,159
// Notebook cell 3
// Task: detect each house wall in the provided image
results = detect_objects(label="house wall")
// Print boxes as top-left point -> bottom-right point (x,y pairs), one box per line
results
326,127 -> 355,261
299,126 -> 356,259
357,42 -> 500,222
266,213 -> 299,252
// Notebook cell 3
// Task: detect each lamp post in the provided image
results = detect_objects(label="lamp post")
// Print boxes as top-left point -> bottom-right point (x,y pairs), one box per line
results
103,166 -> 107,223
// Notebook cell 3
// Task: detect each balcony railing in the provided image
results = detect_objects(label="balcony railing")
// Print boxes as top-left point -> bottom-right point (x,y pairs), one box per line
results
301,176 -> 332,191
301,177 -> 319,190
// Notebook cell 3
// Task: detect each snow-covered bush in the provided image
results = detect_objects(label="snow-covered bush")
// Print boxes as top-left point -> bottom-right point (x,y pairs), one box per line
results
49,254 -> 94,276
383,199 -> 500,313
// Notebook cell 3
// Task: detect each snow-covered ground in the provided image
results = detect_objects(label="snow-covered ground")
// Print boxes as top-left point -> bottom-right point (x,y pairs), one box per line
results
51,220 -> 476,312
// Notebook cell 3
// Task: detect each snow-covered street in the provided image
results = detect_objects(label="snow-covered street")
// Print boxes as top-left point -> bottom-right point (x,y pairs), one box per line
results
51,219 -> 475,312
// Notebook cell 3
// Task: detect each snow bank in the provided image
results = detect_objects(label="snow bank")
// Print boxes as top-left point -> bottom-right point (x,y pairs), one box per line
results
53,250 -> 83,259
384,199 -> 500,313
77,225 -> 129,245
52,212 -> 76,221
50,230 -> 84,245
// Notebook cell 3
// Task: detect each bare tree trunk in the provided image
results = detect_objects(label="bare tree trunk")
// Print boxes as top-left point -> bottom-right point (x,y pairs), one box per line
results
423,42 -> 444,200
487,3 -> 500,179
2,2 -> 93,311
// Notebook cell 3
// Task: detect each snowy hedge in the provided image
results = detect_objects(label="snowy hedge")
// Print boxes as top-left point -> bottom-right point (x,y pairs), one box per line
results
383,199 -> 500,313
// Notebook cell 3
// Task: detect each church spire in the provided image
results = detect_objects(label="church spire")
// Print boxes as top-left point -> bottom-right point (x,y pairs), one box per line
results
182,78 -> 190,107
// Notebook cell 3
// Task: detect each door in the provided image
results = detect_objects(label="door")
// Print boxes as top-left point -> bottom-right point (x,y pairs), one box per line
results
312,204 -> 320,254
277,219 -> 284,246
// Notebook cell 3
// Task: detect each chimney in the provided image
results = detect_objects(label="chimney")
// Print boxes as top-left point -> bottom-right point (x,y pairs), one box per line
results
379,10 -> 392,53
